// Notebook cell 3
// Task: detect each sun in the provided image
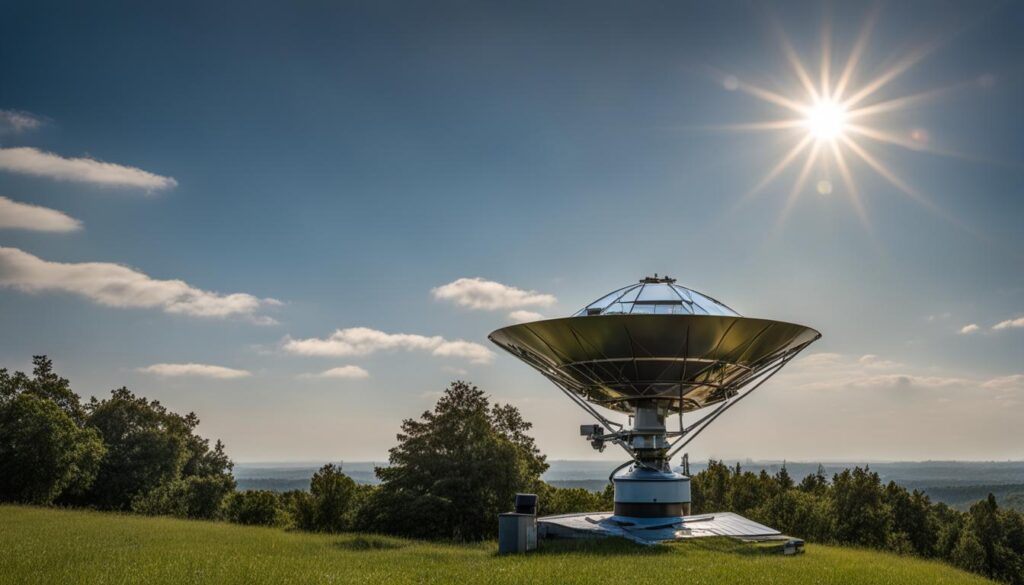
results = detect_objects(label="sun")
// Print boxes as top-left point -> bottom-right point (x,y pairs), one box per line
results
805,99 -> 847,141
715,7 -> 985,231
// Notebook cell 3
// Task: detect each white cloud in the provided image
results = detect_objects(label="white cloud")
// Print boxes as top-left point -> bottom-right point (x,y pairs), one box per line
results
283,326 -> 495,364
507,310 -> 544,323
138,363 -> 251,379
981,374 -> 1024,391
431,277 -> 556,310
0,196 -> 82,232
993,317 -> 1024,331
0,247 -> 280,322
284,328 -> 439,356
785,352 -> 969,392
432,340 -> 495,363
0,147 -> 177,191
858,354 -> 901,369
959,323 -> 980,335
247,315 -> 281,326
300,365 -> 370,379
419,390 -> 445,402
795,352 -> 843,367
441,365 -> 469,376
791,370 -> 968,393
839,374 -> 968,391
0,110 -> 44,134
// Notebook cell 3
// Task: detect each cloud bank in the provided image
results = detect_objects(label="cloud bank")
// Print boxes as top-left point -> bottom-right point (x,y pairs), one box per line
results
283,326 -> 495,364
0,247 -> 280,321
981,374 -> 1024,392
138,363 -> 252,379
0,147 -> 177,191
0,196 -> 82,232
729,352 -> 1024,460
432,277 -> 556,310
959,323 -> 980,335
787,352 -> 1018,396
300,365 -> 370,379
0,110 -> 44,134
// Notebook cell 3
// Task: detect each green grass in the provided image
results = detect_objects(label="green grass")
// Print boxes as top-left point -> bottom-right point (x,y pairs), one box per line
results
0,505 -> 995,585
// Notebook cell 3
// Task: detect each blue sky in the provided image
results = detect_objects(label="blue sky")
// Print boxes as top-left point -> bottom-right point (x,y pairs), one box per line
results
1,0 -> 1022,462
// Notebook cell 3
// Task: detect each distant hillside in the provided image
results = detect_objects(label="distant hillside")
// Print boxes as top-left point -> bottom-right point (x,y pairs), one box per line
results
235,460 -> 1024,510
0,506 -> 995,585
920,484 -> 1024,512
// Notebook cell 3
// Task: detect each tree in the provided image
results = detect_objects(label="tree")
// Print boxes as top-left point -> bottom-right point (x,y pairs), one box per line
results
539,484 -> 613,517
82,387 -> 233,510
0,356 -> 86,424
884,482 -> 936,557
726,469 -> 765,516
776,462 -> 794,491
691,459 -> 731,514
0,392 -> 105,504
224,490 -> 288,526
831,467 -> 889,548
293,464 -> 358,532
999,509 -> 1024,584
131,474 -> 235,519
953,525 -> 988,575
755,488 -> 831,543
798,464 -> 829,495
963,494 -> 1021,583
490,403 -> 548,486
361,381 -> 548,540
932,502 -> 966,560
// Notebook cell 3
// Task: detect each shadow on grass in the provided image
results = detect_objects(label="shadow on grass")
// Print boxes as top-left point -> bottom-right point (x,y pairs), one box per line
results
665,537 -> 793,557
527,536 -> 784,558
529,537 -> 672,557
334,535 -> 408,551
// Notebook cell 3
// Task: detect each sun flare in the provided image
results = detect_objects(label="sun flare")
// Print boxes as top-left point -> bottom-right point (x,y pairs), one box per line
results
805,99 -> 847,141
717,8 -> 985,231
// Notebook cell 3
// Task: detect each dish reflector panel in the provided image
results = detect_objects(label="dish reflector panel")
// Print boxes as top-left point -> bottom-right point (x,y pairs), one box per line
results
489,314 -> 819,414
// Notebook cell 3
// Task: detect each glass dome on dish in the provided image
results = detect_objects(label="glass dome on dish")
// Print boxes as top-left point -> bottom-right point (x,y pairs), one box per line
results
574,275 -> 738,317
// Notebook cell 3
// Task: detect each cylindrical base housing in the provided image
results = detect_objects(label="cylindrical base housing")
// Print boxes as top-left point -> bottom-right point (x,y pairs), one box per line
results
612,466 -> 691,518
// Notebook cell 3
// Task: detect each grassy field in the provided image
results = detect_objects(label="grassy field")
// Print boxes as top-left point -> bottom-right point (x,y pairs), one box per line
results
0,505 -> 995,585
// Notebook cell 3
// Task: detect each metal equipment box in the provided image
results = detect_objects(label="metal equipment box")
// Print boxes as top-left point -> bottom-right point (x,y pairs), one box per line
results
498,513 -> 537,554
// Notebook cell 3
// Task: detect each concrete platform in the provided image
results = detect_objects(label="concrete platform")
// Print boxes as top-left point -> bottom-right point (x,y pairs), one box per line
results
538,511 -> 797,546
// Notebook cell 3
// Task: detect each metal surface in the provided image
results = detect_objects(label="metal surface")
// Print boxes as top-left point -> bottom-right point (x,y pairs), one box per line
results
515,493 -> 538,515
489,313 -> 820,414
538,511 -> 789,545
612,466 -> 691,517
498,513 -> 538,554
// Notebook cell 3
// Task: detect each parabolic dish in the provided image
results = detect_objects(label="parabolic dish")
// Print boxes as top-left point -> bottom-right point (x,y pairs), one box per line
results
489,314 -> 820,414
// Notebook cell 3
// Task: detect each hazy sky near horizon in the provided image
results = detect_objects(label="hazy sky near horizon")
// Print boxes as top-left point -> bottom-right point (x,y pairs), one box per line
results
1,0 -> 1022,463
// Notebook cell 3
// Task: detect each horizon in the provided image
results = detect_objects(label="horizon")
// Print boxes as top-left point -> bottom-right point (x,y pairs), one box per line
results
232,458 -> 1024,464
2,0 -> 1023,463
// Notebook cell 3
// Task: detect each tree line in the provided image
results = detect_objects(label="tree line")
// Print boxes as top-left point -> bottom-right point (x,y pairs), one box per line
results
1,357 -> 233,515
689,460 -> 1024,584
0,357 -> 579,537
1,356 -> 1020,584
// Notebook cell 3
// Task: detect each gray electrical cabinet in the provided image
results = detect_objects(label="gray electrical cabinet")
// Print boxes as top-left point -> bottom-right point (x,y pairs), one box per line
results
498,513 -> 537,554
